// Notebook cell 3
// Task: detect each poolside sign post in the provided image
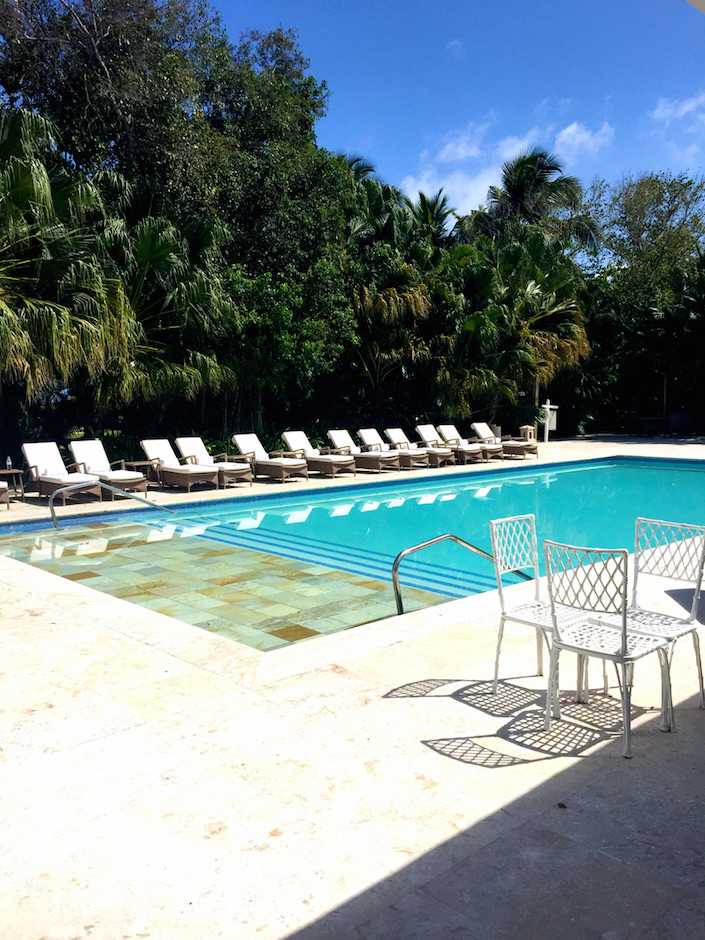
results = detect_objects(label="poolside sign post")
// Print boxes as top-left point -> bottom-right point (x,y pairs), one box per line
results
543,400 -> 558,442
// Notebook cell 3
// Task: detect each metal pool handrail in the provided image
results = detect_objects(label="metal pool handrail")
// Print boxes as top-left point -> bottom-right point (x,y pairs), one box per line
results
48,481 -> 176,529
392,533 -> 531,615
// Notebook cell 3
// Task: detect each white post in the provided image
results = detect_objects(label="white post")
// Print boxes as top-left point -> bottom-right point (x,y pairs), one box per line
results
543,399 -> 551,443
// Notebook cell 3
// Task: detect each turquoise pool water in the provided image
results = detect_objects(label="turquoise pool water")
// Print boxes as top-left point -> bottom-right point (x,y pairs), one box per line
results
165,456 -> 705,595
6,456 -> 701,599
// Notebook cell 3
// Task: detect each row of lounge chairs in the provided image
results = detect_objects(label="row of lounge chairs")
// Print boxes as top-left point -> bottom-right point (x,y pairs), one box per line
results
11,420 -> 538,505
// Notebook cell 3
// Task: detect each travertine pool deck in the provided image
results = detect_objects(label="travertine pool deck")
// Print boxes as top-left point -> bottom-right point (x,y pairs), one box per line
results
1,436 -> 704,938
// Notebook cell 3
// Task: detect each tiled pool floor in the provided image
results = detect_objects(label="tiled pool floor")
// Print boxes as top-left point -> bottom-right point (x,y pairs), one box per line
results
0,521 -> 447,651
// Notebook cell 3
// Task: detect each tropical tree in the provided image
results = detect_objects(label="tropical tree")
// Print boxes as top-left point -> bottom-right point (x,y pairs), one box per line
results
483,146 -> 599,254
0,108 -> 135,450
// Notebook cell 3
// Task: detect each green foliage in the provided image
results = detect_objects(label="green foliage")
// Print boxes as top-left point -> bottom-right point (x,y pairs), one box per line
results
0,10 -> 702,443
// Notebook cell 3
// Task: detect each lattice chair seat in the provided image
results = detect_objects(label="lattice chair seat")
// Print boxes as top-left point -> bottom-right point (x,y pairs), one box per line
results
544,539 -> 674,758
557,619 -> 672,660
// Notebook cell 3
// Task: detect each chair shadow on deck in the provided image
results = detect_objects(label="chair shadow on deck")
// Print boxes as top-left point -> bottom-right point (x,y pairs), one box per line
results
384,677 -> 646,766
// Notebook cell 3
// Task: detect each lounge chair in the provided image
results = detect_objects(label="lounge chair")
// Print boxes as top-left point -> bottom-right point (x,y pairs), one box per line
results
69,440 -> 147,498
175,437 -> 253,487
384,427 -> 455,468
471,421 -> 537,458
416,424 -> 483,464
438,423 -> 502,460
231,433 -> 309,483
424,424 -> 489,464
22,441 -> 102,504
140,439 -> 219,491
0,481 -> 8,510
358,428 -> 428,470
326,429 -> 400,473
281,431 -> 356,478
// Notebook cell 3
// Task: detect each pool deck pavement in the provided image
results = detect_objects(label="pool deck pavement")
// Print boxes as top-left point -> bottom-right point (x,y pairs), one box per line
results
1,435 -> 704,939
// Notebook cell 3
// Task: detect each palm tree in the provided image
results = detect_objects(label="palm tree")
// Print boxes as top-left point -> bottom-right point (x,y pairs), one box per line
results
0,109 -> 133,404
404,189 -> 456,248
484,146 -> 600,254
96,212 -> 237,410
487,146 -> 581,225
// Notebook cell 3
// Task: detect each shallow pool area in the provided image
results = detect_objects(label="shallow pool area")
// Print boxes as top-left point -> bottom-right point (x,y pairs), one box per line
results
2,455 -> 705,651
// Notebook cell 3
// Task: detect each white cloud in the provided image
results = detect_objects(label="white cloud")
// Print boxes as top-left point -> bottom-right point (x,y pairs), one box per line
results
493,129 -> 542,164
445,39 -> 464,62
400,166 -> 499,215
437,122 -> 489,162
554,121 -> 614,164
650,91 -> 705,126
399,107 -> 614,215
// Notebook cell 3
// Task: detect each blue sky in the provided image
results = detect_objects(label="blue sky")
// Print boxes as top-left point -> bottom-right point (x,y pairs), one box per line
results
219,0 -> 705,213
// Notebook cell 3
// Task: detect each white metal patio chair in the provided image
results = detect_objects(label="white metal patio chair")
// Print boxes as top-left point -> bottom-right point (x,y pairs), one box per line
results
489,514 -> 585,693
544,539 -> 674,758
626,518 -> 705,710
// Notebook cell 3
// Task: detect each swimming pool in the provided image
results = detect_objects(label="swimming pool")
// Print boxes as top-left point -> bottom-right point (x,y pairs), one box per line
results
1,456 -> 704,649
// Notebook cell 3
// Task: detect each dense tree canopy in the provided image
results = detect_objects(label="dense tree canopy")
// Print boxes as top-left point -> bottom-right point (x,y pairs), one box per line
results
0,3 -> 702,456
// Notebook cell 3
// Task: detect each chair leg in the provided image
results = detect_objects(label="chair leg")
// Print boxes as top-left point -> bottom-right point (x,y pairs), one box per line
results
545,646 -> 561,730
691,630 -> 705,709
535,627 -> 544,676
620,663 -> 633,758
491,617 -> 506,694
576,654 -> 589,704
658,648 -> 675,732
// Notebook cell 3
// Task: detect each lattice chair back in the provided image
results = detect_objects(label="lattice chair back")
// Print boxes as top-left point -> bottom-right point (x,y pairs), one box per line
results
544,541 -> 629,654
634,518 -> 705,620
489,514 -> 541,606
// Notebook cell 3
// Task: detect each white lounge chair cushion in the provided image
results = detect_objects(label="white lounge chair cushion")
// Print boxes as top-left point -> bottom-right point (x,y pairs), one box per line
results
175,437 -> 251,472
358,429 -> 393,452
69,439 -> 113,474
38,473 -> 99,485
471,422 -> 501,444
384,428 -> 422,451
143,438 -> 220,474
327,430 -> 362,455
282,431 -> 318,455
22,442 -> 70,478
96,469 -> 145,483
0,481 -> 7,490
232,433 -> 307,468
